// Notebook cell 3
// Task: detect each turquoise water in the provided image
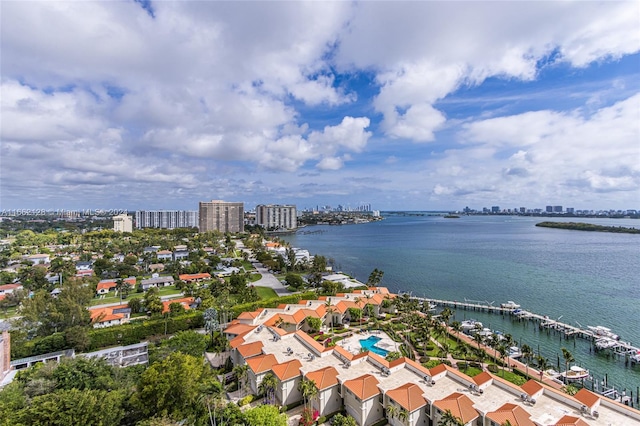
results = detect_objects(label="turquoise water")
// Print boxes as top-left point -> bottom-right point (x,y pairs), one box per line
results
360,336 -> 388,356
282,214 -> 640,392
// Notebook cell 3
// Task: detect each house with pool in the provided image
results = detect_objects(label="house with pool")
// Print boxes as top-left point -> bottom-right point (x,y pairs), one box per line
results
224,287 -> 640,426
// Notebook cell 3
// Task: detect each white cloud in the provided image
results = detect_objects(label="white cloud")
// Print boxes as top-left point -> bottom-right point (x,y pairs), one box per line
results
1,1 -> 638,209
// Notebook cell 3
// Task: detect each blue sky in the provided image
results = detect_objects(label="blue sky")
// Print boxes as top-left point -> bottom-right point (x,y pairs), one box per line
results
1,1 -> 639,212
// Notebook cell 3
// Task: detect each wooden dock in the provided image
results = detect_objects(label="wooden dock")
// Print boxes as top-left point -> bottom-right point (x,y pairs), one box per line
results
415,297 -> 639,356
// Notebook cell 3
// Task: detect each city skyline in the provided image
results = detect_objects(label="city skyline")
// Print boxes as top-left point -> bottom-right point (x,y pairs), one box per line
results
1,2 -> 639,211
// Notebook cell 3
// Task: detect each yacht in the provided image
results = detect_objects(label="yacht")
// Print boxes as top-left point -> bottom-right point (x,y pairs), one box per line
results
461,319 -> 482,334
508,346 -> 523,359
500,301 -> 521,309
588,326 -> 620,340
561,366 -> 590,381
595,338 -> 618,350
630,351 -> 640,364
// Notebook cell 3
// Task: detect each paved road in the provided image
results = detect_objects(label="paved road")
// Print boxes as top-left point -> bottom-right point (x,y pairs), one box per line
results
251,262 -> 292,296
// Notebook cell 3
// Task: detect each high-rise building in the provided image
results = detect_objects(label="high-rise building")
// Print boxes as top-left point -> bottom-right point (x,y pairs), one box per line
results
113,214 -> 133,233
199,200 -> 244,233
135,210 -> 198,229
546,206 -> 553,213
255,204 -> 297,230
553,205 -> 563,213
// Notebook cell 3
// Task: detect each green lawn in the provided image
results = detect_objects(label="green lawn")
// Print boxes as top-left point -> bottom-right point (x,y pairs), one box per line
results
0,306 -> 18,319
157,286 -> 183,297
255,286 -> 278,300
247,273 -> 262,283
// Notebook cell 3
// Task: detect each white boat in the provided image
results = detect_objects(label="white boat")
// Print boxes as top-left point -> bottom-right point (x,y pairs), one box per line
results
630,351 -> 640,363
501,301 -> 521,309
588,326 -> 620,340
561,365 -> 590,381
461,319 -> 482,333
508,346 -> 523,359
595,338 -> 618,350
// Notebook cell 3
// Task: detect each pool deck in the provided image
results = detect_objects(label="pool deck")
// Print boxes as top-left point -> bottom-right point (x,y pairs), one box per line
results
335,329 -> 398,355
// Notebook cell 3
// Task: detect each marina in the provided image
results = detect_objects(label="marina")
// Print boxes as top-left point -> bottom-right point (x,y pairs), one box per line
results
417,296 -> 640,359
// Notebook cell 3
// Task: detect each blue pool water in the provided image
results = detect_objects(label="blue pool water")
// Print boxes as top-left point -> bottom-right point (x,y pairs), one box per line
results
360,336 -> 388,356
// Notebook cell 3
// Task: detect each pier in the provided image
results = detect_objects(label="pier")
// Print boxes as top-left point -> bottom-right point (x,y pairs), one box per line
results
415,297 -> 640,356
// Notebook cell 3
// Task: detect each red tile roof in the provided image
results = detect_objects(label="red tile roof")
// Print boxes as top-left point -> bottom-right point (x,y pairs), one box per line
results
272,359 -> 302,381
343,374 -> 380,401
485,403 -> 535,426
179,273 -> 211,281
246,354 -> 278,374
305,366 -> 339,390
386,383 -> 427,412
521,379 -> 544,397
554,415 -> 591,426
574,388 -> 600,409
237,341 -> 264,358
161,297 -> 195,314
433,392 -> 478,424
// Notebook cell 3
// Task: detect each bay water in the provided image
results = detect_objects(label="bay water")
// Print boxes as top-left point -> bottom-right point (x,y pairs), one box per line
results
282,214 -> 640,393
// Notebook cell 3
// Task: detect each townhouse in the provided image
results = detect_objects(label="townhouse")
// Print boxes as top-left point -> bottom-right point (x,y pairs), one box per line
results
224,287 -> 640,426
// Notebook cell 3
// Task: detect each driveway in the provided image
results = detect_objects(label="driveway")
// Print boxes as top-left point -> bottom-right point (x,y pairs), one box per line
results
251,262 -> 292,296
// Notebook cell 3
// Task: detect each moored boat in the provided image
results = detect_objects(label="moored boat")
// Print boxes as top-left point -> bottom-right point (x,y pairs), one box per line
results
561,365 -> 590,381
501,301 -> 521,309
588,325 -> 620,340
508,346 -> 522,359
461,319 -> 482,333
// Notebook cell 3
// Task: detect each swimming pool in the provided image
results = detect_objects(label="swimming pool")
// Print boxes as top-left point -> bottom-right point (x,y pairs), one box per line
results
359,336 -> 388,356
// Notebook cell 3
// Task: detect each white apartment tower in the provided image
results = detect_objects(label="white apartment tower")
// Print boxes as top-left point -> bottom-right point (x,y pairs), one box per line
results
199,200 -> 244,233
112,214 -> 133,233
255,204 -> 297,230
135,210 -> 198,229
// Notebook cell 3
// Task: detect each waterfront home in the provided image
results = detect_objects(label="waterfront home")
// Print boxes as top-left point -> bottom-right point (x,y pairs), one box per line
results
343,374 -> 384,426
246,353 -> 279,395
305,366 -> 341,417
272,359 -> 303,406
224,287 -> 640,426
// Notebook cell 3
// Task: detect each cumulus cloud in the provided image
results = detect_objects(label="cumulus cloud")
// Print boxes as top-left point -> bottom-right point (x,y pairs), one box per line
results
0,1 -> 638,209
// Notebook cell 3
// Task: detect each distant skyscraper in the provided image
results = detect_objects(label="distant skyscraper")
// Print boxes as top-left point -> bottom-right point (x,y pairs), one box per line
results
199,200 -> 244,233
553,205 -> 563,213
113,214 -> 133,232
255,204 -> 297,230
546,206 -> 553,213
491,206 -> 500,213
135,210 -> 198,229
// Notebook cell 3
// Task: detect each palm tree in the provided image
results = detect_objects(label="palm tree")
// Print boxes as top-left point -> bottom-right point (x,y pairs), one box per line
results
561,347 -> 575,380
537,355 -> 549,380
473,330 -> 483,352
475,347 -> 487,371
325,300 -> 335,333
298,378 -> 318,412
521,344 -> 533,377
386,404 -> 398,420
398,408 -> 410,425
258,372 -> 278,405
497,344 -> 509,376
451,321 -> 461,341
233,364 -> 249,397
439,409 -> 464,426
